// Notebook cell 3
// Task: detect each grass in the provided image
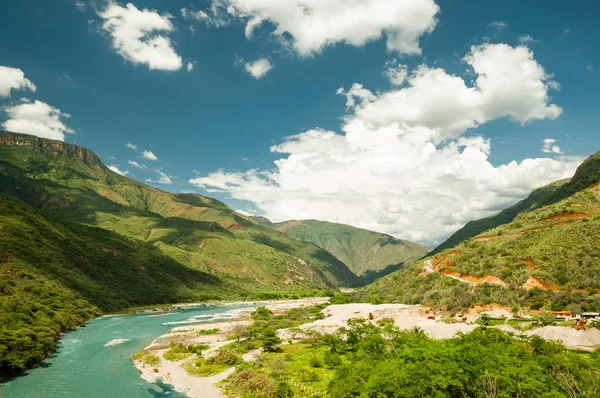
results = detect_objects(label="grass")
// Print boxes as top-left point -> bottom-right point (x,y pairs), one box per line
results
131,351 -> 160,366
182,358 -> 231,377
197,328 -> 220,335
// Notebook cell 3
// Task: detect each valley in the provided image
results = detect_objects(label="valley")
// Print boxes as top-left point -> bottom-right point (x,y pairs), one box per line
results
2,131 -> 600,397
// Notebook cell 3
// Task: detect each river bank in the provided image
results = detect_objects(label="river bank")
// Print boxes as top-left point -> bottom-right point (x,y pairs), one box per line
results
134,300 -> 600,398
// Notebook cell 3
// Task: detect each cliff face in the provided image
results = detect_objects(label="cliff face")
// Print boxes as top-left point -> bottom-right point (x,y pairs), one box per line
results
0,131 -> 102,168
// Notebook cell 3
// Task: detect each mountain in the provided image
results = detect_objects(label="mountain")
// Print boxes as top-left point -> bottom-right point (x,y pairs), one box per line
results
430,179 -> 569,255
0,130 -> 358,379
363,150 -> 600,313
253,218 -> 429,280
0,131 -> 357,291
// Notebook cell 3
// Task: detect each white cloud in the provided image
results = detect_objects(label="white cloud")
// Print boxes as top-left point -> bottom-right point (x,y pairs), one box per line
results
384,59 -> 408,86
108,165 -> 129,176
244,58 -> 273,79
190,43 -> 580,247
0,66 -> 36,97
74,0 -> 86,12
181,5 -> 230,27
518,34 -> 537,45
338,43 -> 562,139
488,21 -> 508,32
542,138 -> 563,154
128,160 -> 146,169
142,150 -> 158,160
127,141 -> 137,149
186,61 -> 196,72
98,2 -> 183,71
146,169 -> 172,184
2,100 -> 74,141
206,0 -> 439,56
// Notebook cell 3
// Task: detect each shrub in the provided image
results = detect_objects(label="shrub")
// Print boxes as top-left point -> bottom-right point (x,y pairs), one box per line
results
273,381 -> 294,398
324,351 -> 342,368
208,350 -> 239,366
310,355 -> 323,368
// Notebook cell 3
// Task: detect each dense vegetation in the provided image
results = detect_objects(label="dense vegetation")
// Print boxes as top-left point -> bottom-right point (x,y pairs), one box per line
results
225,311 -> 600,397
254,218 -> 429,280
0,130 -> 358,291
364,149 -> 600,313
0,194 -> 225,380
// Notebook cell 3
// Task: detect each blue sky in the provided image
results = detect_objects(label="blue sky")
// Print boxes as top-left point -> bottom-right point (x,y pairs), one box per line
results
1,0 -> 598,246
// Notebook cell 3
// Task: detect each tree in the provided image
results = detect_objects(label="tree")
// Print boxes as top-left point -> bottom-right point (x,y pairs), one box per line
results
261,326 -> 281,352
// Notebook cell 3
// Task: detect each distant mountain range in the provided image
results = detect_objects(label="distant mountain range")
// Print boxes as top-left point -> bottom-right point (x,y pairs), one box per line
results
364,150 -> 600,313
253,218 -> 429,281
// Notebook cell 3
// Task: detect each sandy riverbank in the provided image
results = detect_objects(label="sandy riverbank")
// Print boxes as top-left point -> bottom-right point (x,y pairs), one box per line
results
134,298 -> 329,398
134,299 -> 600,397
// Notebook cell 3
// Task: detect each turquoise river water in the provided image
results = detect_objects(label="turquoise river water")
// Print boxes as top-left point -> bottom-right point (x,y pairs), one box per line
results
1,304 -> 254,398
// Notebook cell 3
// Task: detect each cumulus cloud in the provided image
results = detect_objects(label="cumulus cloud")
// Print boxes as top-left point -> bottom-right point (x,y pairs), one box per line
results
244,58 -> 273,79
204,0 -> 439,56
190,43 -> 580,247
108,165 -> 129,176
0,66 -> 36,97
186,61 -> 196,72
384,59 -> 408,86
542,138 -> 563,154
338,43 -> 562,139
142,150 -> 158,160
128,160 -> 146,169
126,141 -> 137,149
2,100 -> 74,141
98,2 -> 183,71
146,169 -> 172,184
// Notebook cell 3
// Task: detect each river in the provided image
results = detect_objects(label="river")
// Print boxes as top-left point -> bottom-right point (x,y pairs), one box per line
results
1,304 -> 254,398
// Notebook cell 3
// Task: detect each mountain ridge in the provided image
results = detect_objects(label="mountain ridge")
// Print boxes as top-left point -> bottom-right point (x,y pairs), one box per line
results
253,217 -> 429,280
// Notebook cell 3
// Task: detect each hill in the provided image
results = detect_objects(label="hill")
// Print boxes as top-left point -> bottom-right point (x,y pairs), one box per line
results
430,179 -> 569,255
0,131 -> 358,291
363,150 -> 600,313
253,218 -> 429,280
0,193 -> 225,380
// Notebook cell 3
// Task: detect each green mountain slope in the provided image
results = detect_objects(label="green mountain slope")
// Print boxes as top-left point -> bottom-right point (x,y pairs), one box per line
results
363,150 -> 600,313
0,193 -> 224,380
254,218 -> 429,279
430,179 -> 569,255
0,131 -> 358,291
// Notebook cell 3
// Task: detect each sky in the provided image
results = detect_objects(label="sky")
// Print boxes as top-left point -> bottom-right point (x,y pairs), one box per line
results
1,0 -> 599,247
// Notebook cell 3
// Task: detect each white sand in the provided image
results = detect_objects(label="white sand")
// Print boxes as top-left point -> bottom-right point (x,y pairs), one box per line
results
295,303 -> 477,339
527,326 -> 600,351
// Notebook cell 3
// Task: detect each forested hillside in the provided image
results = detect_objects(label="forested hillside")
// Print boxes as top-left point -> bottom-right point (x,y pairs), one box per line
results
0,131 -> 357,291
0,194 -> 226,380
363,150 -> 600,313
255,218 -> 429,280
